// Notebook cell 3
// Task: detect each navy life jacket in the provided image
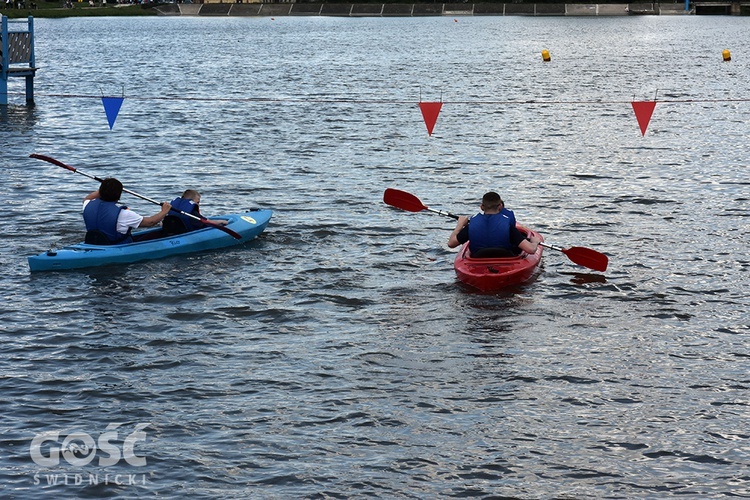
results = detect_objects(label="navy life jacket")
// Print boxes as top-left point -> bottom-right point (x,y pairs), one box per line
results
468,212 -> 512,255
83,199 -> 131,244
500,208 -> 516,227
170,197 -> 202,231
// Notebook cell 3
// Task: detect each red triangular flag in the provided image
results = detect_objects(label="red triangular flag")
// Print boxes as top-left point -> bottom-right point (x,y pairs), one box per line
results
419,102 -> 443,136
631,101 -> 656,136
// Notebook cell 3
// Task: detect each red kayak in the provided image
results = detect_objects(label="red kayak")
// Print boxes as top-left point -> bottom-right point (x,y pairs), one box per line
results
454,226 -> 544,292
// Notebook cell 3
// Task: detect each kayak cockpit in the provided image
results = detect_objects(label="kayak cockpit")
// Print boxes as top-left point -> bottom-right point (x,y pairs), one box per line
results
470,247 -> 517,258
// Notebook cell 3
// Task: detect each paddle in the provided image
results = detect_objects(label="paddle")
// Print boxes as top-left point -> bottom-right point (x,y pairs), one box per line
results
383,187 -> 608,272
30,153 -> 243,240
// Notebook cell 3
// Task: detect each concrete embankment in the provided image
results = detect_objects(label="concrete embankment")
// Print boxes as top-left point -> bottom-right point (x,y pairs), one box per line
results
154,2 -> 692,16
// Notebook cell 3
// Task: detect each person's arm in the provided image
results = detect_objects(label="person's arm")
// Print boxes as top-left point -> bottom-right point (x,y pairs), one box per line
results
509,226 -> 540,254
198,211 -> 229,226
84,190 -> 100,202
518,234 -> 541,254
138,202 -> 172,228
448,216 -> 469,248
194,203 -> 228,226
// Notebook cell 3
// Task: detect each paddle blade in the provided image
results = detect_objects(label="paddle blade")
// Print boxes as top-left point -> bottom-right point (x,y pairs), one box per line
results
383,188 -> 427,213
561,246 -> 609,272
30,153 -> 76,172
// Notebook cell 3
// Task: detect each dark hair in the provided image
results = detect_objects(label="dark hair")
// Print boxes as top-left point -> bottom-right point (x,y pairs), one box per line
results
482,191 -> 503,210
99,178 -> 123,202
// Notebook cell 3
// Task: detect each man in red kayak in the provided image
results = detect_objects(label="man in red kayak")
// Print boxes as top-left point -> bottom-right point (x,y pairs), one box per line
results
83,178 -> 172,244
447,191 -> 541,257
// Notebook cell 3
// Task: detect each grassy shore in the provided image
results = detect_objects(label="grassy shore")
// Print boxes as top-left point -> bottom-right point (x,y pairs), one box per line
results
1,3 -> 157,17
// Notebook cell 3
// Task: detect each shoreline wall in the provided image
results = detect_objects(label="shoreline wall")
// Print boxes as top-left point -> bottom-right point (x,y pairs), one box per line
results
155,2 -> 693,16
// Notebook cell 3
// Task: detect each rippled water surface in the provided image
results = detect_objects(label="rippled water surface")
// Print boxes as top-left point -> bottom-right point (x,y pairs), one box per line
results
1,15 -> 749,498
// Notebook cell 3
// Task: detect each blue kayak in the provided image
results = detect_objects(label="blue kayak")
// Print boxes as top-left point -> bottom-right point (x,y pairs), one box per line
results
28,210 -> 272,272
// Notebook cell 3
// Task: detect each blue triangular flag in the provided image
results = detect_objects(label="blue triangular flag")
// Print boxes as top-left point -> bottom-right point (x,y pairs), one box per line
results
101,96 -> 124,130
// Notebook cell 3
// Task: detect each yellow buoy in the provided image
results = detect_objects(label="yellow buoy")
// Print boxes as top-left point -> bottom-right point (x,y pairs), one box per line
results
723,49 -> 731,62
541,49 -> 551,62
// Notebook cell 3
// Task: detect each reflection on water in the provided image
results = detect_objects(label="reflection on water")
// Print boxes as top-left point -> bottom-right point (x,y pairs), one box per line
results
562,271 -> 608,285
0,104 -> 38,130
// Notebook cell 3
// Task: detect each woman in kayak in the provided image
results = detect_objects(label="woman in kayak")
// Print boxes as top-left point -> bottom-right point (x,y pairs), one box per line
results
447,191 -> 541,257
166,189 -> 229,234
83,178 -> 172,245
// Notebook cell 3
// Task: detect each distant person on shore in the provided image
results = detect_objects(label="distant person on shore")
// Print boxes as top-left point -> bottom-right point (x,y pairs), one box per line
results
447,191 -> 540,257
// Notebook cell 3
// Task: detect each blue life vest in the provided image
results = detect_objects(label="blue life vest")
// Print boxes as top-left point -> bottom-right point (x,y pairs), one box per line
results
83,199 -> 131,244
170,197 -> 202,230
468,212 -> 512,254
500,208 -> 516,227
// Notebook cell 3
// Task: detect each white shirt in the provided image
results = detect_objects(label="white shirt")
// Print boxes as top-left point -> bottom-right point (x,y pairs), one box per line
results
83,199 -> 144,234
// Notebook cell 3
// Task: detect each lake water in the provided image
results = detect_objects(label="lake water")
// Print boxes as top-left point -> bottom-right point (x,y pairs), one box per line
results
1,14 -> 749,498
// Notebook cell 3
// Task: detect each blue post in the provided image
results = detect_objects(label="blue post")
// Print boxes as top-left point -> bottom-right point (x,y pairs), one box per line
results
1,16 -> 8,106
26,16 -> 35,105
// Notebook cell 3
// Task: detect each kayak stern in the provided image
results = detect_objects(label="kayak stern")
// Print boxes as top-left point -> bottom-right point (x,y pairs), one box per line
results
454,225 -> 544,292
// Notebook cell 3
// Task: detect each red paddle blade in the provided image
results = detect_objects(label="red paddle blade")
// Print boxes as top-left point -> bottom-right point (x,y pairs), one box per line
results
561,246 -> 608,272
30,153 -> 77,173
383,188 -> 428,213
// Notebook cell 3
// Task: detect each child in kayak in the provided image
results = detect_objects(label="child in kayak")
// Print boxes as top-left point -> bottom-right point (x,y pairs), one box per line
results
165,189 -> 229,234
